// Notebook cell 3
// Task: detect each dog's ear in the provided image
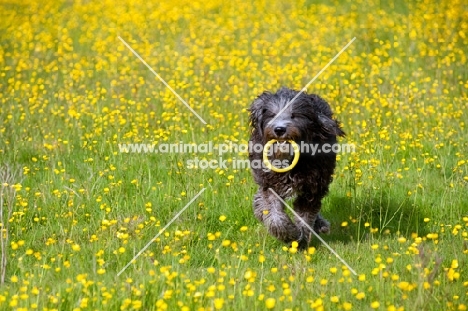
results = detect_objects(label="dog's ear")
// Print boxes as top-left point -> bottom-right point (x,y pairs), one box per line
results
248,93 -> 270,135
318,114 -> 345,137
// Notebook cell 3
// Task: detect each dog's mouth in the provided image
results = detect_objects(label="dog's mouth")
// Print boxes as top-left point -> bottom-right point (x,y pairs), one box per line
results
268,136 -> 293,143
268,140 -> 295,161
275,140 -> 289,149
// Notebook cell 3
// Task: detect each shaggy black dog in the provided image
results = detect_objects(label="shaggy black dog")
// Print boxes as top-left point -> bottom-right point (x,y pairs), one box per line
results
248,87 -> 344,249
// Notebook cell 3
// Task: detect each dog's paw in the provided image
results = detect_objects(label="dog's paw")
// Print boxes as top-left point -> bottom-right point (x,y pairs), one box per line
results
316,225 -> 330,234
314,216 -> 331,234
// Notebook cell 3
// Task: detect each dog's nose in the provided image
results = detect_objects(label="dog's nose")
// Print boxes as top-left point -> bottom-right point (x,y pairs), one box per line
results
274,126 -> 287,136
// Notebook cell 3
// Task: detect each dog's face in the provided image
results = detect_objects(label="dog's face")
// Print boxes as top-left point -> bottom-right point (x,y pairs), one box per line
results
249,88 -> 344,144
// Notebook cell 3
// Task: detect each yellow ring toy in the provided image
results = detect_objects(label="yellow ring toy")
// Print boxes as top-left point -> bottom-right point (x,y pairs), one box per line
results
263,139 -> 300,173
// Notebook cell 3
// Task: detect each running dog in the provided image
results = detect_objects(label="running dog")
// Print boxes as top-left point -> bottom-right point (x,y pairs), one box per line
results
248,87 -> 345,249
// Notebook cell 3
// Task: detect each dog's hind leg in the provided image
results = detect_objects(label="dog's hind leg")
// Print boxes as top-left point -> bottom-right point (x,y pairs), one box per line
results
293,194 -> 330,249
253,189 -> 301,244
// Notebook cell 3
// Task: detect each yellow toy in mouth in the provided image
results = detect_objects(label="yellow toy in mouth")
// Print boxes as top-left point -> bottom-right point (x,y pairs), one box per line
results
262,139 -> 300,173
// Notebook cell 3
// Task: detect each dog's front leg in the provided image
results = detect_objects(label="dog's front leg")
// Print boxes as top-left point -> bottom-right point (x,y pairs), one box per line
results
253,189 -> 301,244
293,195 -> 330,249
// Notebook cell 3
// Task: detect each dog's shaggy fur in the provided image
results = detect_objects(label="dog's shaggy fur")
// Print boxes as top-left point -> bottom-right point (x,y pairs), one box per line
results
248,87 -> 344,249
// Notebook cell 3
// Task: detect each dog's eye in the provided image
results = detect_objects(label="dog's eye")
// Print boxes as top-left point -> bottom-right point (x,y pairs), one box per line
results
299,114 -> 314,121
291,114 -> 296,119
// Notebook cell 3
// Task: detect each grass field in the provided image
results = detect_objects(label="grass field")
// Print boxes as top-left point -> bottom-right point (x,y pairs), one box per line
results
1,0 -> 468,310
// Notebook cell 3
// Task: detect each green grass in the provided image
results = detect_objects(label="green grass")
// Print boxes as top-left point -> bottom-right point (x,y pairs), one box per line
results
1,0 -> 468,310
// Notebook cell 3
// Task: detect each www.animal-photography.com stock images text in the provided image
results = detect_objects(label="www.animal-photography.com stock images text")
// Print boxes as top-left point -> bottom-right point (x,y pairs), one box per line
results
1,0 -> 467,310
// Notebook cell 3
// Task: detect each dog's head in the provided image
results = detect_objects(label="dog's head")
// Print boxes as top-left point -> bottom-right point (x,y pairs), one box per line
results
249,87 -> 345,143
